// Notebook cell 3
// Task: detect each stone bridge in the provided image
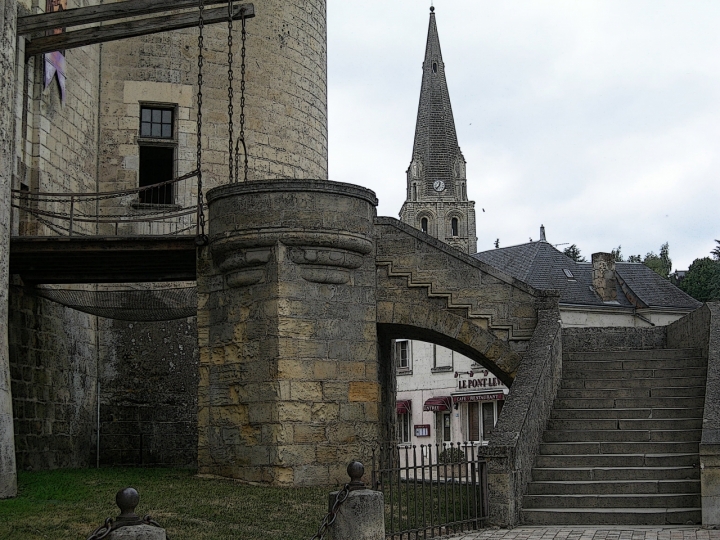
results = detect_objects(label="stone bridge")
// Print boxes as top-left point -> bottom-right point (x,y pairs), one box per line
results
196,179 -> 556,486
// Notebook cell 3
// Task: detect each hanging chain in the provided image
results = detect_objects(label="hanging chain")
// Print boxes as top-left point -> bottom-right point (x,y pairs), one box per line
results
310,484 -> 351,540
195,0 -> 207,244
227,0 -> 235,183
238,13 -> 248,182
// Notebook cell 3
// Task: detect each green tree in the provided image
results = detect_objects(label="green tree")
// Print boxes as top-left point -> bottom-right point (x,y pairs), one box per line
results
563,244 -> 586,262
611,246 -> 623,262
627,254 -> 642,263
643,242 -> 672,279
712,239 -> 720,261
679,257 -> 720,302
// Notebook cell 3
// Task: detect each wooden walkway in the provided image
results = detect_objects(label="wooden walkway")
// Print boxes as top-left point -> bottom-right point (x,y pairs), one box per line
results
9,236 -> 197,283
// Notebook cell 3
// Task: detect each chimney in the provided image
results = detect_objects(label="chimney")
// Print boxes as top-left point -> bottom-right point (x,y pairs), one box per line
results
539,225 -> 546,242
592,252 -> 617,302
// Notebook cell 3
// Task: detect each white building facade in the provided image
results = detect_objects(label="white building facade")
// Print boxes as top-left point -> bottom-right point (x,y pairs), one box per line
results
395,340 -> 508,447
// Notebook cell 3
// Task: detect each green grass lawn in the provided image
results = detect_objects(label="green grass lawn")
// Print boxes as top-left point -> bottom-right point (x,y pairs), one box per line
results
0,468 -> 330,540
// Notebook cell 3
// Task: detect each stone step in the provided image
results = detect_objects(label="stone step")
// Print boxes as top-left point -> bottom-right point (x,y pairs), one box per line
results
551,407 -> 705,419
539,441 -> 699,455
535,453 -> 699,469
554,394 -> 705,409
557,387 -> 705,399
564,349 -> 702,361
546,418 -> 702,431
530,466 -> 699,482
563,358 -> 707,371
562,367 -> 707,380
542,429 -> 701,443
561,377 -> 707,390
523,492 -> 700,509
526,479 -> 699,495
521,507 -> 701,526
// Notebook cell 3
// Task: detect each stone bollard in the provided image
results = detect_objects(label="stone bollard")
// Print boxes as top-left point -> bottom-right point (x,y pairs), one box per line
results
86,488 -> 166,540
326,462 -> 385,540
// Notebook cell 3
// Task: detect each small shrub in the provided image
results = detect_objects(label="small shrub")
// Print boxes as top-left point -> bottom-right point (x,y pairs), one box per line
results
438,447 -> 465,464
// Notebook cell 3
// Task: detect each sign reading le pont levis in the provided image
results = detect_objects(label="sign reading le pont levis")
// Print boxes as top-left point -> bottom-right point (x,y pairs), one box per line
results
457,376 -> 502,391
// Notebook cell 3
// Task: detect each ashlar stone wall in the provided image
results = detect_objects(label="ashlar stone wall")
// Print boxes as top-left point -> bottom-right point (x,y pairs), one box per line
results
9,284 -> 98,470
7,0 -> 103,479
0,0 -> 18,499
198,180 -> 379,486
98,318 -> 198,467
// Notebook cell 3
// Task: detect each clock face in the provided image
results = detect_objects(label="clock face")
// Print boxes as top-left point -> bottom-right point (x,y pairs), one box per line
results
433,180 -> 445,192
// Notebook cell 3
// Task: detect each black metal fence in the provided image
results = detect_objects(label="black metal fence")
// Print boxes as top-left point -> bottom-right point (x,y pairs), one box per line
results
371,443 -> 488,539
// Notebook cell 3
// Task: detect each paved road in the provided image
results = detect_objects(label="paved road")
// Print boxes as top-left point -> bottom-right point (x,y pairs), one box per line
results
448,527 -> 720,540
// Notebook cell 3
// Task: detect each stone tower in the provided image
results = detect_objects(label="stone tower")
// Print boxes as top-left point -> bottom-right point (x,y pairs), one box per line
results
399,7 -> 477,255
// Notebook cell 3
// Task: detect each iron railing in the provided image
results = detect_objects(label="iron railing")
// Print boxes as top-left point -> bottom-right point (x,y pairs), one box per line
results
11,171 -> 201,237
372,442 -> 488,539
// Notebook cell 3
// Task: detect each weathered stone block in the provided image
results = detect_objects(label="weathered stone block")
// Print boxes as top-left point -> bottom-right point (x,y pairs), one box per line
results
348,382 -> 380,403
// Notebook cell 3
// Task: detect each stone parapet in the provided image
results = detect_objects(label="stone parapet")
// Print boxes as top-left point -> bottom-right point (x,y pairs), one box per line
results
563,326 -> 667,352
668,302 -> 720,526
197,180 -> 379,485
478,303 -> 562,527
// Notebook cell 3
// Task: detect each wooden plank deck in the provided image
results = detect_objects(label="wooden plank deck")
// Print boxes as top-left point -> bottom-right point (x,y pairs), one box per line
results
10,236 -> 197,283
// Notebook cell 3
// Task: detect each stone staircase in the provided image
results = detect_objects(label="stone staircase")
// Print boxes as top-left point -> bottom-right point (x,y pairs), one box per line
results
521,347 -> 706,525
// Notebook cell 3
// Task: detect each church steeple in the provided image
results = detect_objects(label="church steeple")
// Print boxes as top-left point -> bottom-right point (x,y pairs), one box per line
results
400,7 -> 477,254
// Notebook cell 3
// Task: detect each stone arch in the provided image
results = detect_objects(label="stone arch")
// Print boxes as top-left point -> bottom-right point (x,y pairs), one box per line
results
377,301 -> 519,385
376,289 -> 522,444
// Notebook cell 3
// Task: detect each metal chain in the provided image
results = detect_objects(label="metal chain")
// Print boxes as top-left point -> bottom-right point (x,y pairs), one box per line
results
196,0 -> 207,244
227,0 -> 235,183
310,484 -> 351,540
239,12 -> 248,182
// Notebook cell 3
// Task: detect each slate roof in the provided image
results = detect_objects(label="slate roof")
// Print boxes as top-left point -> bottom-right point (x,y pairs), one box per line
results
473,241 -> 701,310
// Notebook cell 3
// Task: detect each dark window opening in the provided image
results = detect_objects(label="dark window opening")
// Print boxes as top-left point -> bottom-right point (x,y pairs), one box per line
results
432,62 -> 438,73
443,413 -> 451,442
468,402 -> 480,441
421,217 -> 428,233
399,413 -> 411,443
482,401 -> 495,439
140,107 -> 173,139
451,217 -> 459,237
139,146 -> 174,204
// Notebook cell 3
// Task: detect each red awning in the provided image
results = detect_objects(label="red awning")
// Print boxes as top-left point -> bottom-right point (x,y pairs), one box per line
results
396,400 -> 411,415
423,396 -> 452,412
453,392 -> 505,403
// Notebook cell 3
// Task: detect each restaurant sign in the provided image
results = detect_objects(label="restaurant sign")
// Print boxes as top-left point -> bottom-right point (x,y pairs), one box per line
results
453,392 -> 505,403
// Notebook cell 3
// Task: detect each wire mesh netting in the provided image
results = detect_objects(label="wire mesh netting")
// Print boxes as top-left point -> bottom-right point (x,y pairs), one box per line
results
34,286 -> 197,321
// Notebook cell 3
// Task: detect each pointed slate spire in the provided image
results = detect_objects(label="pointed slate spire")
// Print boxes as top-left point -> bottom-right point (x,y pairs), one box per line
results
400,7 -> 476,255
408,6 -> 464,200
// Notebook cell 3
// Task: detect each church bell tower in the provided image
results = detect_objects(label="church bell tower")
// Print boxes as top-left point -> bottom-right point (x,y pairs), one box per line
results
399,7 -> 477,254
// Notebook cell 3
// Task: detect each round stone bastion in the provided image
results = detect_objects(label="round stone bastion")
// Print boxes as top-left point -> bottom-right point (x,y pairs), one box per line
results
197,180 -> 381,486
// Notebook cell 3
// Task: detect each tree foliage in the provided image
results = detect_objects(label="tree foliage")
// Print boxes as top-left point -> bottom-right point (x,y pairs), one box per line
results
611,246 -> 623,262
563,244 -> 586,262
712,239 -> 720,261
627,254 -> 642,263
679,257 -> 720,302
643,242 -> 672,279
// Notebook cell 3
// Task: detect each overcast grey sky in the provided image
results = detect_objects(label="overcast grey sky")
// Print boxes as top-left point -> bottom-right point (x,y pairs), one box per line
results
326,1 -> 720,270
